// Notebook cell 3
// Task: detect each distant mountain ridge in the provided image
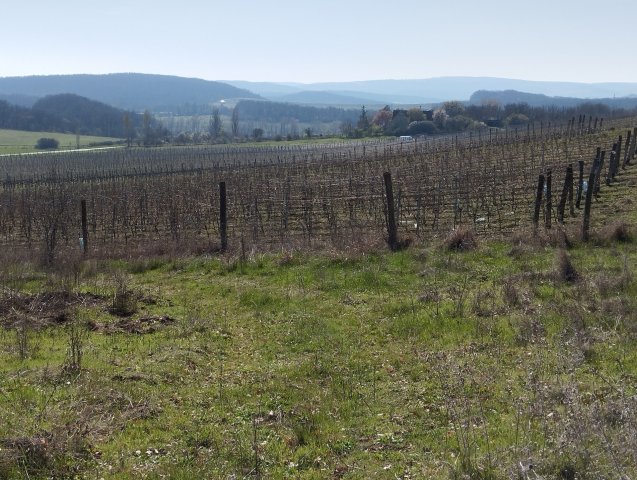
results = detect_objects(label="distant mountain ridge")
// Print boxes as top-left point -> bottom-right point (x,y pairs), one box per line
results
3,73 -> 637,120
470,90 -> 637,109
0,73 -> 260,112
226,77 -> 637,105
269,91 -> 381,106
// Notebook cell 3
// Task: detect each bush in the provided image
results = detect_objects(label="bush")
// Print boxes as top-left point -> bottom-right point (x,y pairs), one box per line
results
407,121 -> 436,136
443,226 -> 478,251
445,115 -> 473,132
35,138 -> 59,149
601,221 -> 632,243
505,113 -> 530,126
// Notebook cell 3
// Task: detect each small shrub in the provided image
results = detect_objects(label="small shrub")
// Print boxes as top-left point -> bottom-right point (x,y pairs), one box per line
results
601,221 -> 632,243
62,314 -> 86,375
444,226 -> 477,251
502,281 -> 520,307
514,315 -> 546,345
35,138 -> 59,150
471,288 -> 496,317
109,273 -> 137,316
548,227 -> 573,249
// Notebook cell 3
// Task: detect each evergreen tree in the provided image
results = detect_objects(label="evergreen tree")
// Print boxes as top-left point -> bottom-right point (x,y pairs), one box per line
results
357,105 -> 370,131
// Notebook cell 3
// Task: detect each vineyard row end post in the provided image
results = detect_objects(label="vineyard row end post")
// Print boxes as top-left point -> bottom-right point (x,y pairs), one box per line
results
81,199 -> 88,253
533,173 -> 545,231
383,172 -> 398,251
219,181 -> 227,252
582,154 -> 601,241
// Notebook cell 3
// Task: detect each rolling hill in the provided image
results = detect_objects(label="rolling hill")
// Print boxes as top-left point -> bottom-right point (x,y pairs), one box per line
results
0,73 -> 260,112
470,89 -> 637,109
0,93 -> 143,137
226,77 -> 637,105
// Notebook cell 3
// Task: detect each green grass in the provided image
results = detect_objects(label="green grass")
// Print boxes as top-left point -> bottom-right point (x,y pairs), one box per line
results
1,163 -> 637,478
0,129 -> 123,154
1,229 -> 637,478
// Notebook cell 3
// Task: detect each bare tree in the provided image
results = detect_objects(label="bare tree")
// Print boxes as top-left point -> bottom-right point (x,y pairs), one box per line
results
231,107 -> 240,138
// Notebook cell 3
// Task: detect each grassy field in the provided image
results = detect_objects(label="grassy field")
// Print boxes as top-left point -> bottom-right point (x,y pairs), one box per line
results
1,131 -> 636,478
1,219 -> 636,478
0,129 -> 123,154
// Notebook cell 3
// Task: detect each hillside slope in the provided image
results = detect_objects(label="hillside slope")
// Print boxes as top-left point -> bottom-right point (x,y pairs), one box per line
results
0,73 -> 260,111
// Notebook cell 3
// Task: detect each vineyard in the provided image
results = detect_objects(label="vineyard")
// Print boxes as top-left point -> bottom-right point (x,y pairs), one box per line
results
1,116 -> 636,262
1,116 -> 637,479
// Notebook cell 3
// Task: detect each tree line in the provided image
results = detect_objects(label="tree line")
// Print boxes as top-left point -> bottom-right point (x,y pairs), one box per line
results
0,94 -> 144,137
344,101 -> 637,138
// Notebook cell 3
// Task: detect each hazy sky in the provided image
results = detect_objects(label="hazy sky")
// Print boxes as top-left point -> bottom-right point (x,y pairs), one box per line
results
2,0 -> 636,84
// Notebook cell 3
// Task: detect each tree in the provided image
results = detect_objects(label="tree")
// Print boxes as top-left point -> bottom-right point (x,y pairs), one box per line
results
442,101 -> 465,117
445,115 -> 473,132
372,106 -> 393,129
142,110 -> 153,146
357,105 -> 370,131
408,107 -> 425,122
209,108 -> 222,139
386,112 -> 409,136
122,112 -> 135,147
35,138 -> 59,149
433,109 -> 448,129
231,108 -> 240,137
304,127 -> 312,139
505,113 -> 530,126
340,120 -> 354,138
252,128 -> 264,140
407,121 -> 436,135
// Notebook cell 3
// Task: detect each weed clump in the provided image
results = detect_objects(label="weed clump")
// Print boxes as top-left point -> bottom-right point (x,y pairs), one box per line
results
109,273 -> 137,317
601,221 -> 633,243
555,249 -> 578,282
443,226 -> 477,251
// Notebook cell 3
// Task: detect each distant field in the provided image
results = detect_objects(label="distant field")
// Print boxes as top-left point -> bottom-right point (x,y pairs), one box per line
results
0,129 -> 123,154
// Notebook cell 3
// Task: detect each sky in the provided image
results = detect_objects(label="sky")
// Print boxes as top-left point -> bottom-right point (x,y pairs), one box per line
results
2,0 -> 636,84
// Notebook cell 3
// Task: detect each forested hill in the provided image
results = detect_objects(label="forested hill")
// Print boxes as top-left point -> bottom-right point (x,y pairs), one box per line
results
235,100 -> 359,124
0,94 -> 143,136
0,100 -> 62,132
470,89 -> 637,109
0,73 -> 260,112
33,94 -> 143,137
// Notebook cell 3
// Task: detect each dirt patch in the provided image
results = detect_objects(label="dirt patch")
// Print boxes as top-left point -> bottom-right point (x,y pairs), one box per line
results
89,315 -> 175,334
0,290 -> 104,329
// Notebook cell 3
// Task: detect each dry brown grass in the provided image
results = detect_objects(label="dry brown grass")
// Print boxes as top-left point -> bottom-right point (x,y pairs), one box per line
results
555,249 -> 579,282
443,226 -> 478,251
599,221 -> 633,243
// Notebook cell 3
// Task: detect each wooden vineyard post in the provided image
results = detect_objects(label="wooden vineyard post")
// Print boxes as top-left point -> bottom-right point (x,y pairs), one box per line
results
545,168 -> 552,229
576,160 -> 585,209
557,164 -> 573,224
593,150 -> 605,197
624,127 -> 637,168
630,127 -> 637,165
582,155 -> 600,241
219,181 -> 227,252
80,199 -> 88,253
606,143 -> 618,186
568,164 -> 575,216
613,130 -> 632,172
533,173 -> 545,231
383,172 -> 398,251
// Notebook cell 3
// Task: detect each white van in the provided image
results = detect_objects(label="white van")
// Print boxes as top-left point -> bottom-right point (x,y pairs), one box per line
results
399,135 -> 413,141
